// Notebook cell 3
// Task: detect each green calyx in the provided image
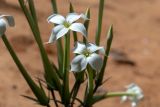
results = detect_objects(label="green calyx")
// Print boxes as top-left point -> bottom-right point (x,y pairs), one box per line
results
63,21 -> 71,28
83,49 -> 91,57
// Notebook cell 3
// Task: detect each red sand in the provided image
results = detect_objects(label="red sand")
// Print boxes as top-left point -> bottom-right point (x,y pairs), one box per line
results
0,0 -> 160,107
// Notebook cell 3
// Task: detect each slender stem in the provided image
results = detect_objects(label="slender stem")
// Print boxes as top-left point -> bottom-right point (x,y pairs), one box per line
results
28,0 -> 38,25
83,8 -> 90,44
95,0 -> 105,45
70,81 -> 81,107
2,35 -> 49,105
18,0 -> 62,93
50,0 -> 64,78
51,90 -> 59,107
91,92 -> 136,105
106,92 -> 136,98
84,65 -> 94,107
50,0 -> 58,13
94,25 -> 113,93
62,34 -> 70,106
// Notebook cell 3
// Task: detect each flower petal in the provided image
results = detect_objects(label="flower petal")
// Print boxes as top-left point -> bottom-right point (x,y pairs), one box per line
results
56,27 -> 69,40
0,15 -> 15,26
87,43 -> 105,54
47,25 -> 64,43
71,55 -> 87,72
87,53 -> 103,71
66,13 -> 81,23
69,23 -> 87,37
73,42 -> 86,54
47,14 -> 65,24
0,19 -> 7,36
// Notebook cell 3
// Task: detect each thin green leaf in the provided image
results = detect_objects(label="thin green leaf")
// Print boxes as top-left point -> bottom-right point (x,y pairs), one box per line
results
2,35 -> 49,106
95,0 -> 105,45
50,0 -> 64,78
18,0 -> 62,93
83,8 -> 90,44
21,95 -> 38,102
84,65 -> 94,106
28,0 -> 38,25
50,0 -> 58,13
69,2 -> 78,42
94,25 -> 113,93
62,34 -> 70,106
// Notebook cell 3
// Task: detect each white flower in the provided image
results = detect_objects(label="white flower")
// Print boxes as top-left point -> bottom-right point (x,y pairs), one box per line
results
121,83 -> 144,107
0,15 -> 15,37
47,13 -> 87,43
71,42 -> 105,72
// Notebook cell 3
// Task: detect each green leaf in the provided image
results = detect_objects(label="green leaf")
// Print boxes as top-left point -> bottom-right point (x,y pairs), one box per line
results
18,0 -> 62,93
95,0 -> 105,45
94,25 -> 113,93
50,0 -> 64,79
62,34 -> 70,106
83,8 -> 90,44
84,65 -> 94,106
50,0 -> 58,13
28,0 -> 38,25
69,2 -> 78,42
2,35 -> 49,106
21,95 -> 38,102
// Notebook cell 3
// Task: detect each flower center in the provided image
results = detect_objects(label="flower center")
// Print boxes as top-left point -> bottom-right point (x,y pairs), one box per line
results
82,49 -> 91,57
63,21 -> 71,28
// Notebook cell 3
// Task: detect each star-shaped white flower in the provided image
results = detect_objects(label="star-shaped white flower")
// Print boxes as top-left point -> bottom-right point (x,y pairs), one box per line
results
0,15 -> 15,37
47,13 -> 87,43
121,83 -> 144,107
71,42 -> 105,72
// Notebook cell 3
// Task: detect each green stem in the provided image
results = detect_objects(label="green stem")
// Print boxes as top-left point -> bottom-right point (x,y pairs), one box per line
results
18,0 -> 62,95
28,0 -> 38,25
50,0 -> 64,78
50,0 -> 58,13
2,35 -> 49,105
84,65 -> 94,107
83,8 -> 90,44
95,0 -> 105,45
70,81 -> 81,107
51,90 -> 59,107
94,25 -> 113,93
62,34 -> 70,106
91,92 -> 136,104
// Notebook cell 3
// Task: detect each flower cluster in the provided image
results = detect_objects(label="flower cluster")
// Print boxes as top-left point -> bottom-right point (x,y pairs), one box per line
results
121,83 -> 144,107
47,12 -> 105,72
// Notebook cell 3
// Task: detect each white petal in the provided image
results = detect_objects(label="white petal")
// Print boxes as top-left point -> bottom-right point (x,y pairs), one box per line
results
87,43 -> 105,54
56,27 -> 69,40
131,102 -> 137,107
47,25 -> 64,43
87,53 -> 103,71
71,55 -> 87,72
66,13 -> 81,23
0,15 -> 15,26
69,23 -> 87,37
0,19 -> 7,36
73,42 -> 86,54
47,14 -> 65,24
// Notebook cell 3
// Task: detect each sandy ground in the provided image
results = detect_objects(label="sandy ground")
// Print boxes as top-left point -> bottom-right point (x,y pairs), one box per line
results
0,0 -> 160,107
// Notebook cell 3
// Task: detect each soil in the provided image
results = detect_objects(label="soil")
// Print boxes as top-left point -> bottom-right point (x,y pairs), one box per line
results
0,0 -> 160,107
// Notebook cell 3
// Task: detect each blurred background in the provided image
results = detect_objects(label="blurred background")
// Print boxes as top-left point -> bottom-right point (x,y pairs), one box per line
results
0,0 -> 160,107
